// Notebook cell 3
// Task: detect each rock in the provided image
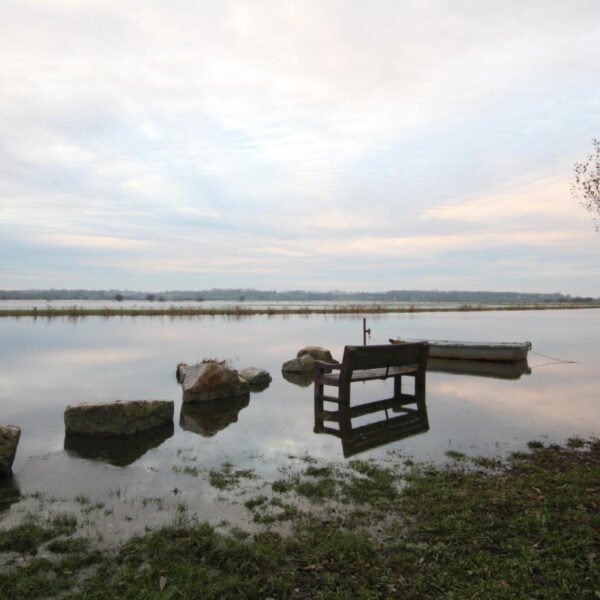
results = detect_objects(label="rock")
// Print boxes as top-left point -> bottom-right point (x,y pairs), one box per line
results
180,360 -> 249,403
176,362 -> 188,383
64,400 -> 174,437
281,354 -> 317,373
297,346 -> 337,363
239,367 -> 272,391
0,425 -> 21,477
282,346 -> 338,374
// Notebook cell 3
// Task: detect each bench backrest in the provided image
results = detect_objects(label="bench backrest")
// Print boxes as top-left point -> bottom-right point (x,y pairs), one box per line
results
341,342 -> 429,374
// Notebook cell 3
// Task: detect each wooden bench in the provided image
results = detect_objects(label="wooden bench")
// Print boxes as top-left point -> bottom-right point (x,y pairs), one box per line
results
314,342 -> 429,405
313,343 -> 430,455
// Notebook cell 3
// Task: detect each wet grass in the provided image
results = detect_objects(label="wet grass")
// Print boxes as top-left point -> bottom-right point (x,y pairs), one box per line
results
208,462 -> 257,491
2,302 -> 600,319
0,514 -> 78,555
0,440 -> 597,598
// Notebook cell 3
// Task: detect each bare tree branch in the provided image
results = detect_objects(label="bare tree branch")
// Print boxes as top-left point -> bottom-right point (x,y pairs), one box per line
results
572,139 -> 600,232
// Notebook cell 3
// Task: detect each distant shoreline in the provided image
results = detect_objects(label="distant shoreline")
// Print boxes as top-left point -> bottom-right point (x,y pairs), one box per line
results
1,302 -> 599,318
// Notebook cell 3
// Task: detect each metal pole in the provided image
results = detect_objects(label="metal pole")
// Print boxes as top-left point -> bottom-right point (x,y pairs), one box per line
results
362,318 -> 370,345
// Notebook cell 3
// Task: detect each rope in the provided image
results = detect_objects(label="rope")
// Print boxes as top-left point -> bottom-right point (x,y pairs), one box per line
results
532,360 -> 576,370
529,350 -> 578,365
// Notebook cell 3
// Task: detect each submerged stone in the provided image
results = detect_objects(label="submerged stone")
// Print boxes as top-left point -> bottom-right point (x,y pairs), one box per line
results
239,367 -> 272,391
180,361 -> 249,403
0,425 -> 21,477
297,346 -> 337,363
282,346 -> 338,374
64,400 -> 174,437
176,362 -> 188,383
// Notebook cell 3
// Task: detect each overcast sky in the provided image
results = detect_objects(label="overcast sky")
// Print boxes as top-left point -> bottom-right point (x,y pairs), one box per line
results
1,1 -> 599,295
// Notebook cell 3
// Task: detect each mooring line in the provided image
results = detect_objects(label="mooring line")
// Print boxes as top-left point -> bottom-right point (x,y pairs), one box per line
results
529,350 -> 578,365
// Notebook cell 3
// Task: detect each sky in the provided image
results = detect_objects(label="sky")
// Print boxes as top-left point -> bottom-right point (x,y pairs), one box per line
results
1,0 -> 599,296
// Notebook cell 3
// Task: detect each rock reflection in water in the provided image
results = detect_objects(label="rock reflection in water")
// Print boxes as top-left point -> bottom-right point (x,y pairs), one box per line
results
180,396 -> 250,437
282,370 -> 314,387
246,379 -> 271,393
64,423 -> 174,467
0,475 -> 20,511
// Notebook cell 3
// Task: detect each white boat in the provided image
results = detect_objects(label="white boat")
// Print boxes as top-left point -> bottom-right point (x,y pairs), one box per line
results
389,338 -> 532,362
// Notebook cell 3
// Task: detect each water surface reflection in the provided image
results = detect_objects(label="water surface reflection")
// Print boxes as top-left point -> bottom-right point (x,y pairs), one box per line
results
0,309 -> 598,538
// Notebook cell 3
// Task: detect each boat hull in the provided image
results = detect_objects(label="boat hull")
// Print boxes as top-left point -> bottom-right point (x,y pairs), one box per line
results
389,339 -> 531,362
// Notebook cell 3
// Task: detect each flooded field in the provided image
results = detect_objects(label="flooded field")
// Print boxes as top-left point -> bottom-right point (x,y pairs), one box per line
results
0,309 -> 598,542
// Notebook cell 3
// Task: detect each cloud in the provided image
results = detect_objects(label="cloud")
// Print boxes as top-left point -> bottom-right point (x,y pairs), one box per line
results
0,1 -> 599,293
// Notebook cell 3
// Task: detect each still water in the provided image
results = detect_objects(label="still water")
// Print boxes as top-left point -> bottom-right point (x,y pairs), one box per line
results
0,309 -> 598,541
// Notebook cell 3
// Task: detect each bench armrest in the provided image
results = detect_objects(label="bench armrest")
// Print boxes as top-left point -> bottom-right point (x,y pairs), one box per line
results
314,360 -> 341,369
314,360 -> 341,377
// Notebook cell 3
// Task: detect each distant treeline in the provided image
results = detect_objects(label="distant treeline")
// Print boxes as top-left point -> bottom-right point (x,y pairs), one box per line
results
0,288 -> 597,303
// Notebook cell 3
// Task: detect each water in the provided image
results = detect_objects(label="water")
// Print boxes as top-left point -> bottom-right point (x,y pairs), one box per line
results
0,309 -> 598,542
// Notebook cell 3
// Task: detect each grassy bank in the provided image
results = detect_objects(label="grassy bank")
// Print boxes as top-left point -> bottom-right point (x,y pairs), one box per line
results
1,302 -> 600,319
0,439 -> 597,598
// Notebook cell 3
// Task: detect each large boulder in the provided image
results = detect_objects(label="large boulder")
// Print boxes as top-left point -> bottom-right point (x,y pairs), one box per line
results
64,400 -> 174,437
179,361 -> 249,403
239,367 -> 272,391
0,425 -> 20,477
282,346 -> 338,374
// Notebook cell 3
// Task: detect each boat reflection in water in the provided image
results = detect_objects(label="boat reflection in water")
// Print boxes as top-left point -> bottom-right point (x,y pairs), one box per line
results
314,393 -> 429,458
427,358 -> 531,380
180,396 -> 250,437
64,423 -> 174,467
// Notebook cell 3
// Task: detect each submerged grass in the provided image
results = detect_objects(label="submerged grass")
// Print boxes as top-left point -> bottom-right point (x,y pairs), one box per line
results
208,462 -> 257,491
0,440 -> 597,598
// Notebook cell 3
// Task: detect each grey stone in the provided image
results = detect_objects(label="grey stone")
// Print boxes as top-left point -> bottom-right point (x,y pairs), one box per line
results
0,425 -> 20,477
64,400 -> 174,437
180,361 -> 249,403
297,346 -> 337,363
176,362 -> 188,383
239,367 -> 272,390
282,346 -> 338,373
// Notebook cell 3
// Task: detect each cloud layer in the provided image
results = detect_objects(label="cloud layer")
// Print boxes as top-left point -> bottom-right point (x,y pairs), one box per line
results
1,1 -> 599,294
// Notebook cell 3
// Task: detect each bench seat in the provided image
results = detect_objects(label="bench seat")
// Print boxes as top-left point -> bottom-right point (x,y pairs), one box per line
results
318,364 -> 418,385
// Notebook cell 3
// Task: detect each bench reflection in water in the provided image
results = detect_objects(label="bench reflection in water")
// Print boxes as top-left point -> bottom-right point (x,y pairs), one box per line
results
313,343 -> 430,457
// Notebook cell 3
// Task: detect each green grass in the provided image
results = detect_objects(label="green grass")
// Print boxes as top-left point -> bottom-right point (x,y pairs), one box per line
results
208,462 -> 257,490
0,440 -> 597,598
0,514 -> 78,555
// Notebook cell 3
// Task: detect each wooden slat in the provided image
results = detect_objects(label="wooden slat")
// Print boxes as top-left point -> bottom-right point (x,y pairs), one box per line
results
320,365 -> 417,385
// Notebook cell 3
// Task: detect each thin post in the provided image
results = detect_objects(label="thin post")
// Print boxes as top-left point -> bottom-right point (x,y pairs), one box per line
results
362,318 -> 370,346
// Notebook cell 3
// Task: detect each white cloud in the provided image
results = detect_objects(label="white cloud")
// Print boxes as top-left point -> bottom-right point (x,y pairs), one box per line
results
0,1 -> 599,293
